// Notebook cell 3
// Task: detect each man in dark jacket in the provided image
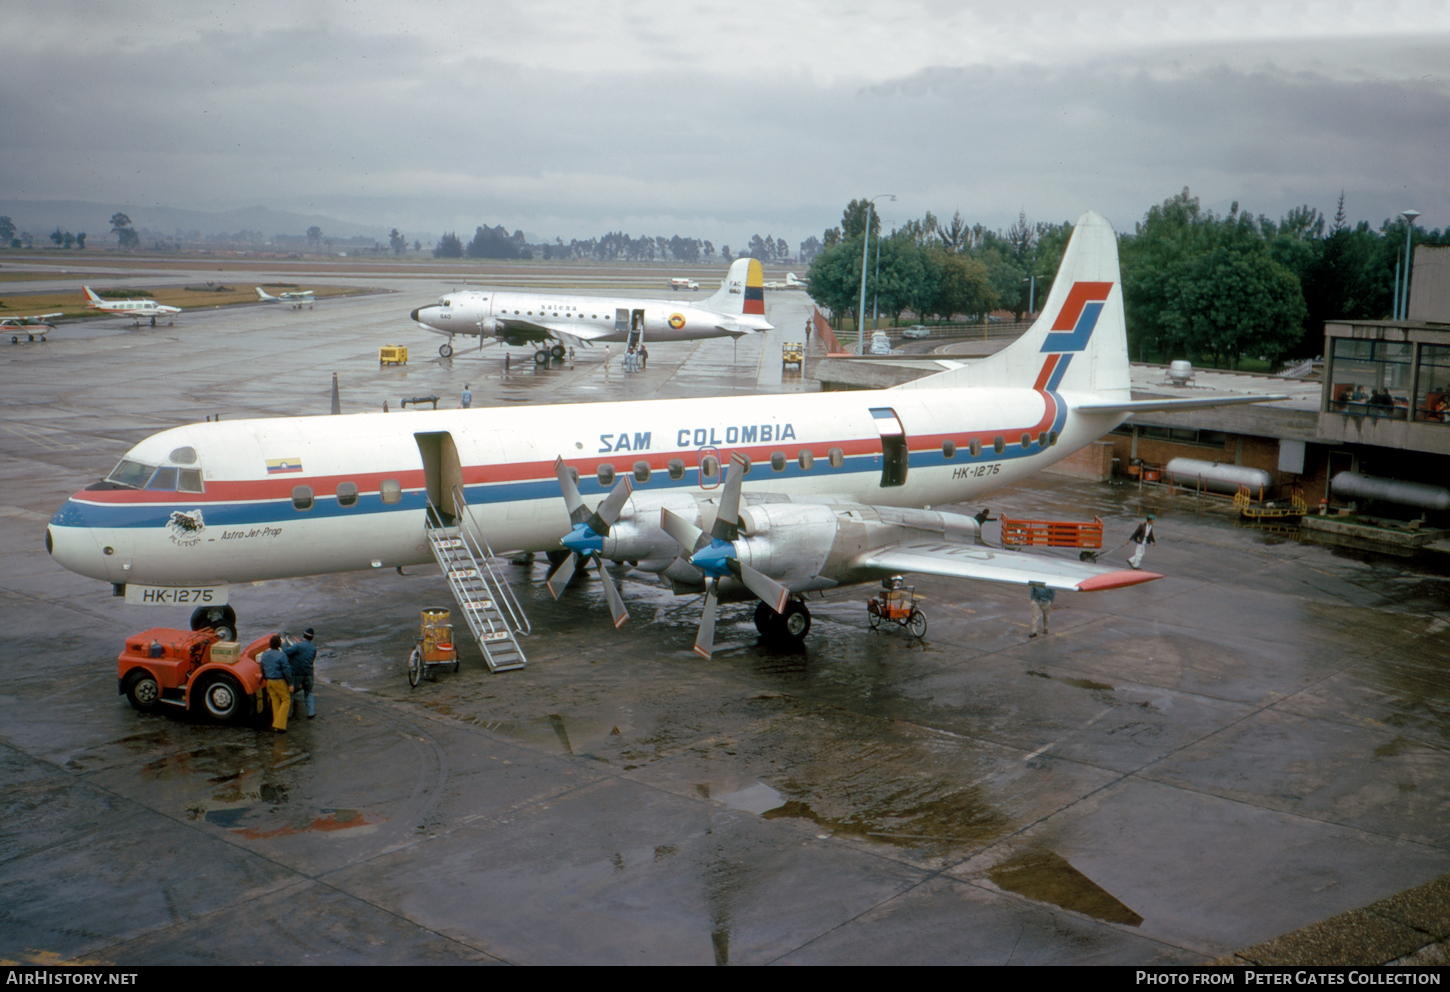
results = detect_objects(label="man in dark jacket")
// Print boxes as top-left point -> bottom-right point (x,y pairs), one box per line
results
1129,514 -> 1156,569
284,628 -> 318,719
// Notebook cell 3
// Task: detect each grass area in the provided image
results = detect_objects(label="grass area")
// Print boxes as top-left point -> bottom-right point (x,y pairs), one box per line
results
0,284 -> 366,320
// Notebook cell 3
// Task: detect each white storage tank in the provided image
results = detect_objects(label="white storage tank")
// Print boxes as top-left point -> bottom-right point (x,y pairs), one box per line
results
1165,457 -> 1272,497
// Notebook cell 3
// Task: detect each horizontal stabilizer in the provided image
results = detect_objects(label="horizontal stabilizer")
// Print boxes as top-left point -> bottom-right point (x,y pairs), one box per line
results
1074,394 -> 1288,414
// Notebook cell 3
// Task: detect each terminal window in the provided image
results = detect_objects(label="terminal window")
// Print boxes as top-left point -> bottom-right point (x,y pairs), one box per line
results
1328,339 -> 1413,418
1414,344 -> 1450,424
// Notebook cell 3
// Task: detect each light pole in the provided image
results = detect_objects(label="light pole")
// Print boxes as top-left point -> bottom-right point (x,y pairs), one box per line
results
1022,273 -> 1038,319
1398,209 -> 1420,320
856,194 -> 894,354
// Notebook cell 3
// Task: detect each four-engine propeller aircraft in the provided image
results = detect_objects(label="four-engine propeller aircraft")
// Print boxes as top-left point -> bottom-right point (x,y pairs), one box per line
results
47,212 -> 1284,657
256,287 -> 316,309
410,257 -> 773,361
83,287 -> 181,326
3,313 -> 63,343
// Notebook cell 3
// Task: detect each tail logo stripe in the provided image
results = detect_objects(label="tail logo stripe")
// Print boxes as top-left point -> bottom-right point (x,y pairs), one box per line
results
1041,281 -> 1113,353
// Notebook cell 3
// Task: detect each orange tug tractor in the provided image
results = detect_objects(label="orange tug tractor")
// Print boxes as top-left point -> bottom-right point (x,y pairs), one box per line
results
117,628 -> 271,724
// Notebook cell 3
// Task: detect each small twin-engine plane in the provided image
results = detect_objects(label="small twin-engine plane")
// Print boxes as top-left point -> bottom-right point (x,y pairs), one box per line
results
410,257 -> 773,361
3,312 -> 63,343
83,286 -> 181,326
48,212 -> 1284,656
256,287 -> 316,309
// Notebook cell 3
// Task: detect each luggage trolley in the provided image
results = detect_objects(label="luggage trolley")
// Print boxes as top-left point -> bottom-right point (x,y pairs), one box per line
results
407,607 -> 459,687
867,576 -> 927,639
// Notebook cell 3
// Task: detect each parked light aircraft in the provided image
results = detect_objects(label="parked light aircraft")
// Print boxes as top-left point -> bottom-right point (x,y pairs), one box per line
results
48,212 -> 1284,656
410,257 -> 773,361
256,287 -> 316,309
83,287 -> 181,326
763,273 -> 807,290
4,313 -> 63,343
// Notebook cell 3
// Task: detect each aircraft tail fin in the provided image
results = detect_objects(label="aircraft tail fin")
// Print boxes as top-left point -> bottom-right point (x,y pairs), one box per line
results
699,257 -> 765,319
896,210 -> 1129,401
82,286 -> 103,307
256,287 -> 278,302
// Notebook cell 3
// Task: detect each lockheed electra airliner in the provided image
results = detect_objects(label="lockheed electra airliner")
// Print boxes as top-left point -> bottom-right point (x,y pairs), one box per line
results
410,257 -> 774,360
47,212 -> 1281,658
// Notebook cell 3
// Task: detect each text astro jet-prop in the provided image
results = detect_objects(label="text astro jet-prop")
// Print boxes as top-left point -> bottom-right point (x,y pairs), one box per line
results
48,212 -> 1284,657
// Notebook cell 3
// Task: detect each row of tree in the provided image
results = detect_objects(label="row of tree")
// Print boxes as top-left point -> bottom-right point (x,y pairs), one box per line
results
430,226 -> 816,265
803,191 -> 1449,369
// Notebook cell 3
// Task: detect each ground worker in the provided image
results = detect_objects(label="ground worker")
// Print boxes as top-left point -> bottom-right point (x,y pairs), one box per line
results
284,628 -> 318,720
1029,583 -> 1055,637
460,384 -> 472,409
1129,513 -> 1156,569
639,345 -> 648,370
258,634 -> 293,732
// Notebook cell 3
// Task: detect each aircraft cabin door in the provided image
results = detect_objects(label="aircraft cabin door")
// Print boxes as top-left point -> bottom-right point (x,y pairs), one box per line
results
627,309 -> 646,350
869,407 -> 909,488
414,431 -> 465,525
614,308 -> 630,336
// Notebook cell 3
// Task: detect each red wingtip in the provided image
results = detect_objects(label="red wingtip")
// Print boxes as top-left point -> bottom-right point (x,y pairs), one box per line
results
1077,570 -> 1163,591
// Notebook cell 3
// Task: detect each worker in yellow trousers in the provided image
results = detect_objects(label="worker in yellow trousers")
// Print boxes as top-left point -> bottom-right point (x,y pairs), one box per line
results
257,634 -> 294,732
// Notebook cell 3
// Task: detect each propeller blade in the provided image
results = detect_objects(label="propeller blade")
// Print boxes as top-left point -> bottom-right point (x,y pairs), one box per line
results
693,579 -> 719,659
554,456 -> 589,526
660,507 -> 705,554
710,452 -> 749,542
586,473 -> 635,536
594,555 -> 629,628
730,559 -> 791,615
544,551 -> 578,600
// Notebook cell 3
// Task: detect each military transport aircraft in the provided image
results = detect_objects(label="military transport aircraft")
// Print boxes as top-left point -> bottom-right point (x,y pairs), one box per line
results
410,257 -> 774,361
256,287 -> 316,309
47,212 -> 1283,657
83,287 -> 181,326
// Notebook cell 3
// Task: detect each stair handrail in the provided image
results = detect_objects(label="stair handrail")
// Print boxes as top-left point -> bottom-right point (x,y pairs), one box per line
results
422,495 -> 505,639
452,485 -> 532,636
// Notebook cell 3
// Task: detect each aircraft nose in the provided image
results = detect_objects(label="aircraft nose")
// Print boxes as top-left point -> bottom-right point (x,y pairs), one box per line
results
47,497 -> 115,582
410,308 -> 422,322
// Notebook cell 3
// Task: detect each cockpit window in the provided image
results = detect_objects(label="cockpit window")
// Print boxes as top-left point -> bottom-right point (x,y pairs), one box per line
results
146,467 -> 178,490
178,469 -> 204,493
106,459 -> 156,489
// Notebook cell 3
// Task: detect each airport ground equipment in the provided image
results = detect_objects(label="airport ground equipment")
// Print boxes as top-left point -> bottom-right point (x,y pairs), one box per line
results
1235,485 -> 1306,528
117,627 -> 268,723
782,341 -> 804,370
1001,515 -> 1105,552
407,607 -> 460,687
1166,458 -> 1272,499
868,576 -> 926,639
420,487 -> 530,672
379,344 -> 408,365
401,394 -> 441,409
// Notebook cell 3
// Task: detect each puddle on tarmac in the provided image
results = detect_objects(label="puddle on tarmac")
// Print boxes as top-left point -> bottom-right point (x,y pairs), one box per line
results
1028,670 -> 1115,692
203,806 -> 373,839
715,782 -> 784,815
987,849 -> 1143,926
761,786 -> 1010,850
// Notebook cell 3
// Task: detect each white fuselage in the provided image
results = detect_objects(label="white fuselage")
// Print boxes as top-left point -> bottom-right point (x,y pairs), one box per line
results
47,384 -> 1122,589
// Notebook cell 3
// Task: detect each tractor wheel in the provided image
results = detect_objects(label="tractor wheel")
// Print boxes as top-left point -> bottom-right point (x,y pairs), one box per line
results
199,674 -> 245,723
124,671 -> 161,712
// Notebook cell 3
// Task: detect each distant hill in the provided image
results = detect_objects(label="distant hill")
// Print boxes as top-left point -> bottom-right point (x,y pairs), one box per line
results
0,199 -> 394,244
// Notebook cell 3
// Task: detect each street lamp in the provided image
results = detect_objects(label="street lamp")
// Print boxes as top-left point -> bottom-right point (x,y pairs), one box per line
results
857,194 -> 895,354
1398,209 -> 1420,321
1022,274 -> 1038,318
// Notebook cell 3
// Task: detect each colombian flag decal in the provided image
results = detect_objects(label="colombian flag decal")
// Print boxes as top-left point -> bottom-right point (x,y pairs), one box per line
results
744,259 -> 766,315
266,458 -> 304,474
669,312 -> 686,329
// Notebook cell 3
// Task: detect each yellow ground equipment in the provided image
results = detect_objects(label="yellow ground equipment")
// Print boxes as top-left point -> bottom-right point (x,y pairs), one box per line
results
379,344 -> 408,366
781,341 -> 804,370
407,607 -> 459,686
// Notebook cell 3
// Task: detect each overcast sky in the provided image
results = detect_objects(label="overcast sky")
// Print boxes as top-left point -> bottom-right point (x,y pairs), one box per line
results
3,1 -> 1448,248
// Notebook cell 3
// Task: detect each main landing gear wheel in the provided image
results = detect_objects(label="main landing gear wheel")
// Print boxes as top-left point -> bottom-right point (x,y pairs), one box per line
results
781,601 -> 811,641
407,647 -> 422,688
551,344 -> 566,360
533,350 -> 549,364
124,671 -> 161,712
200,673 -> 244,723
190,605 -> 237,643
439,342 -> 453,358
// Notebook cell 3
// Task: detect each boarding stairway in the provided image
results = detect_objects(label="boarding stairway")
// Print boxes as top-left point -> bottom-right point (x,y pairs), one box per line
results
422,487 -> 531,672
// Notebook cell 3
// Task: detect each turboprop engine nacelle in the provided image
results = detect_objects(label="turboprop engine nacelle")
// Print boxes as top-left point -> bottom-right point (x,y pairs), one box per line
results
733,503 -> 984,593
597,492 -> 707,563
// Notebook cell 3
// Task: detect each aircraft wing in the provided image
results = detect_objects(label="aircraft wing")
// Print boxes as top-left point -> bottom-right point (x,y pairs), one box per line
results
496,316 -> 613,345
856,541 -> 1160,592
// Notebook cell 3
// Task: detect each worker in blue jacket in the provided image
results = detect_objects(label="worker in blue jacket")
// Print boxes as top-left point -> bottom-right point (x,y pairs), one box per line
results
284,628 -> 318,720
